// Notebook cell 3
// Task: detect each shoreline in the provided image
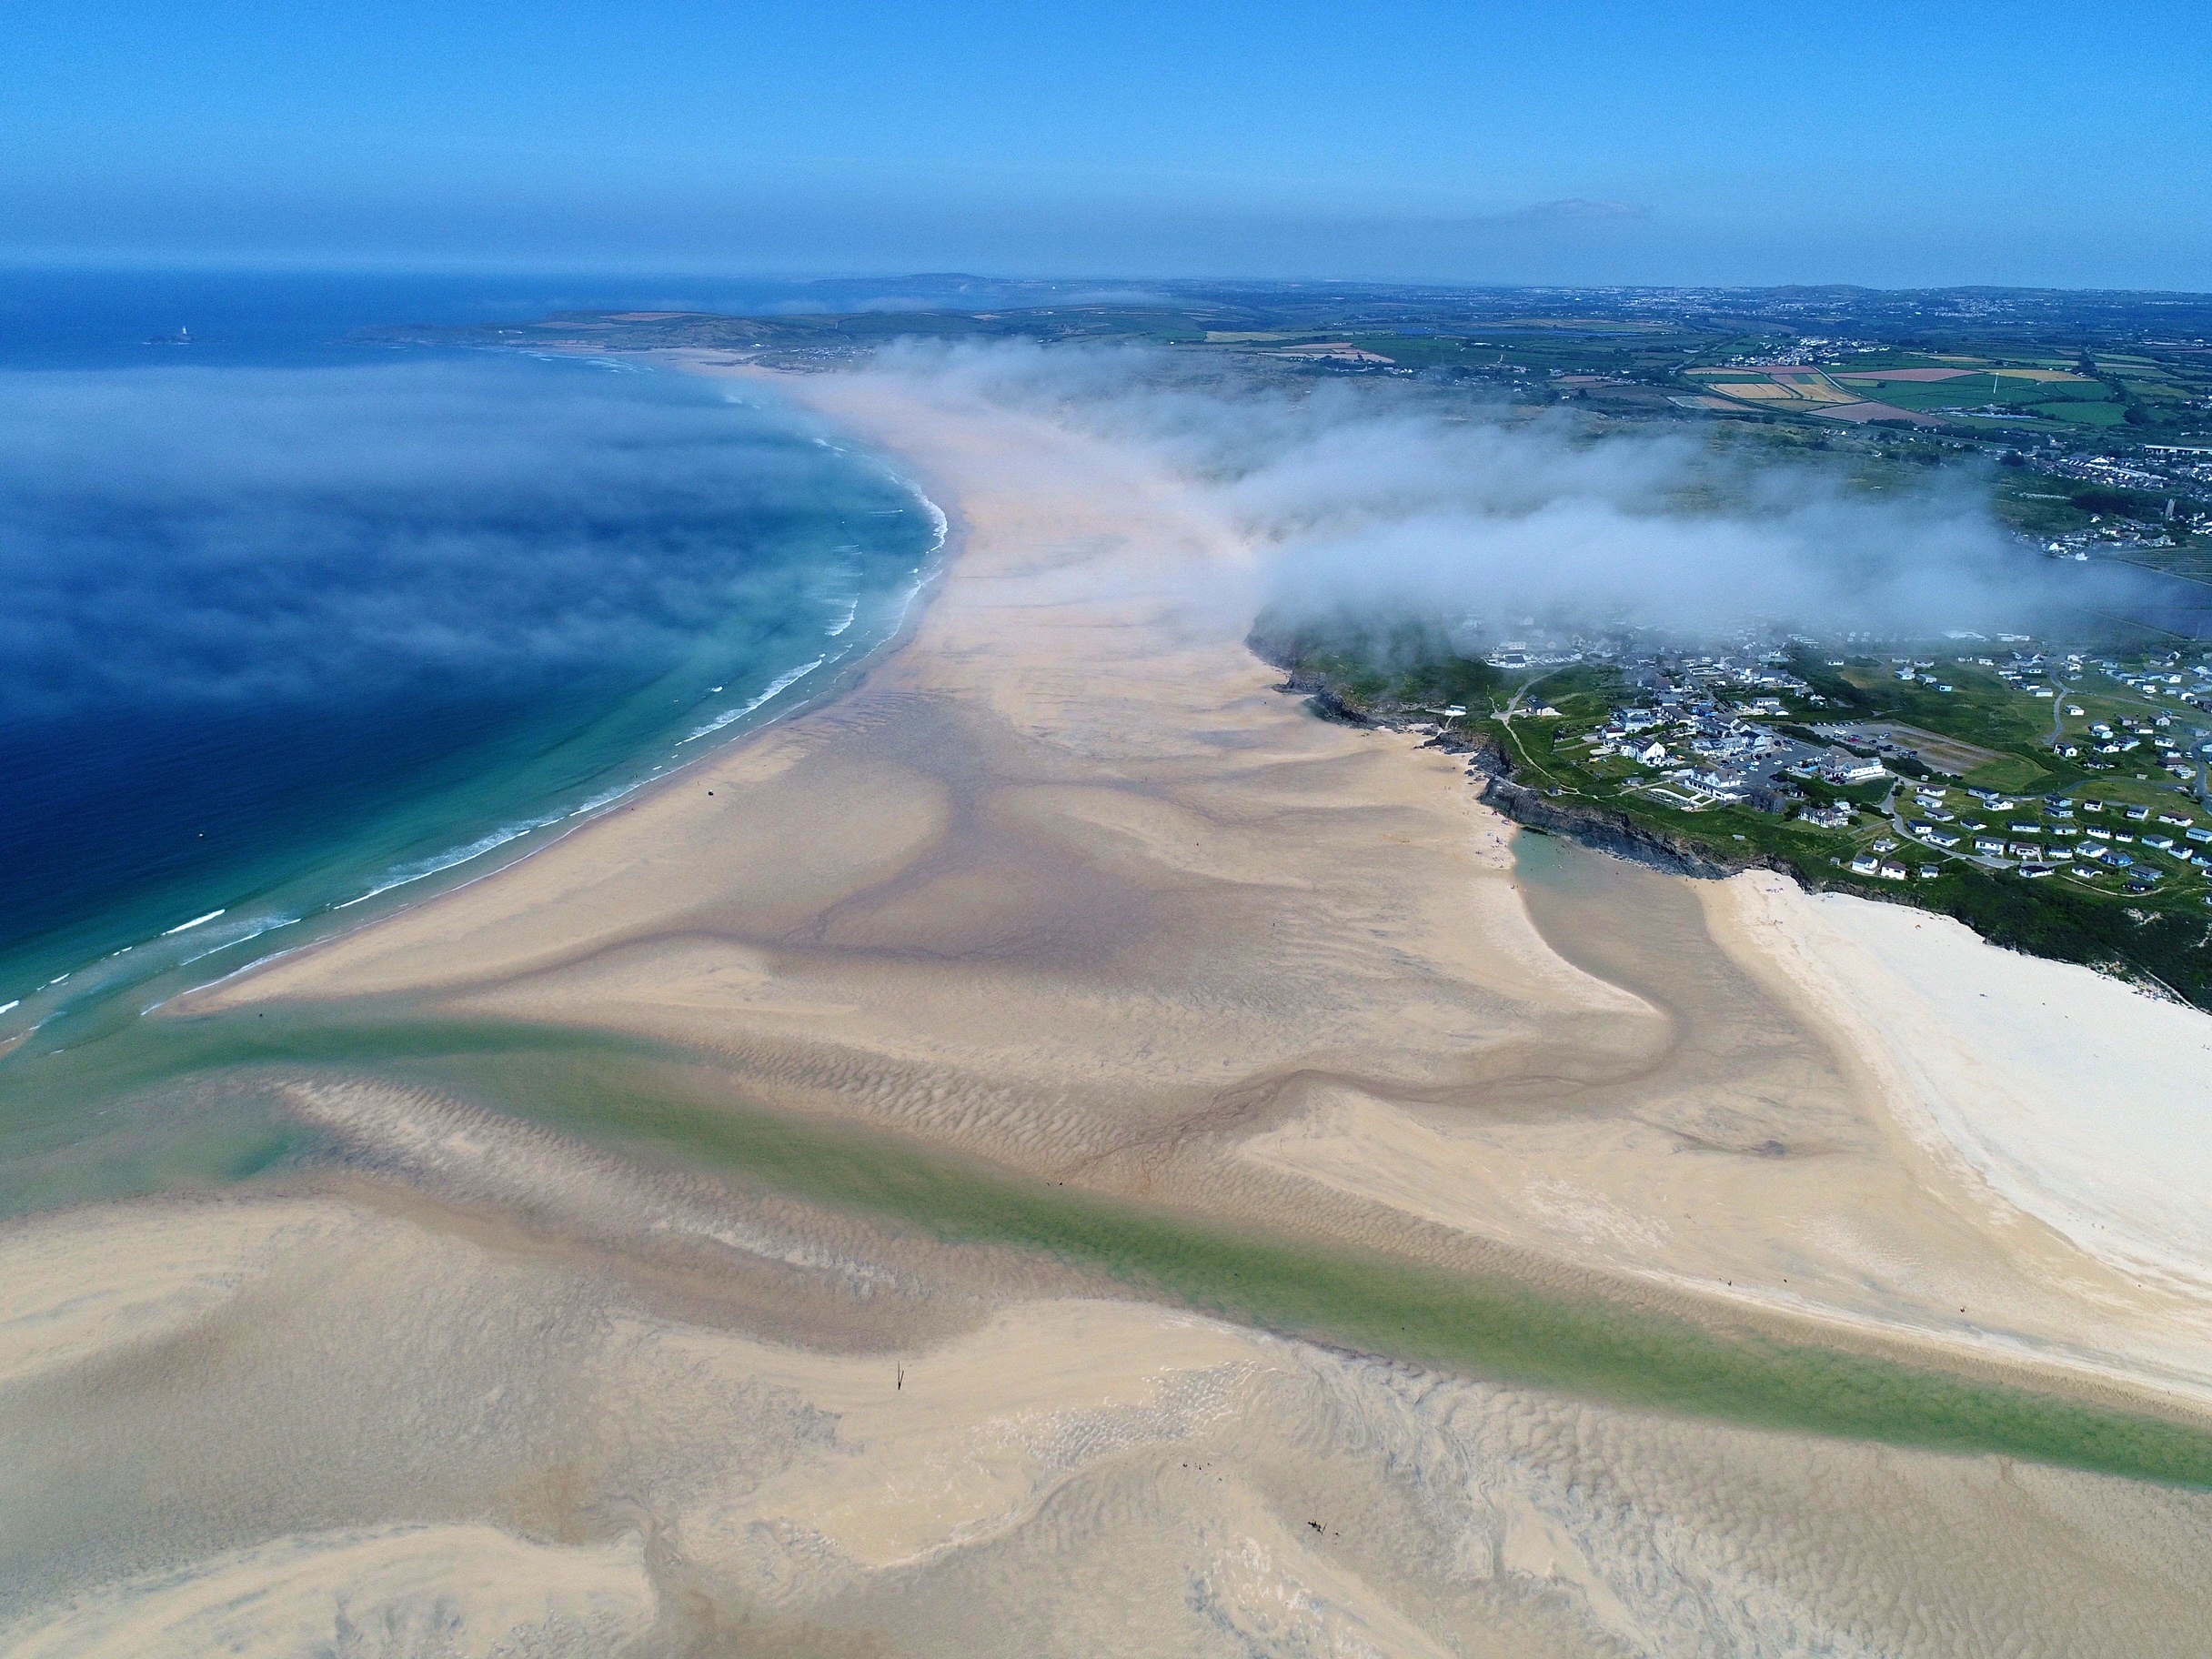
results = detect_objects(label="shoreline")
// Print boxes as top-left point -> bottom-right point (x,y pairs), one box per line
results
164,354 -> 2212,1426
0,380 -> 954,1061
12,355 -> 2212,1652
155,503 -> 955,1017
161,371 -> 961,1007
1259,628 -> 2212,1010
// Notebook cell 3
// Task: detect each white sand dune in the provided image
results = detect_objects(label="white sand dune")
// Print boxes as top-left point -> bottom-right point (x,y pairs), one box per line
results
1724,871 -> 2212,1292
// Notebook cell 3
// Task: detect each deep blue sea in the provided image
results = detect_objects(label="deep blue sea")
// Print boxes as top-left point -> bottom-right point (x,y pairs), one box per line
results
0,269 -> 942,1055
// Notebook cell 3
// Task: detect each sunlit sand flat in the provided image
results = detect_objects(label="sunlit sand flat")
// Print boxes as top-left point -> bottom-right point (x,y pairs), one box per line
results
8,1179 -> 2211,1656
12,363 -> 2212,1653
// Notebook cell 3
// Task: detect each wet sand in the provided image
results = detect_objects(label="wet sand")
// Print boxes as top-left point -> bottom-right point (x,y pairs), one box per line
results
7,363 -> 2212,1652
7,1157 -> 2210,1656
189,359 -> 2212,1404
1251,835 -> 2212,1405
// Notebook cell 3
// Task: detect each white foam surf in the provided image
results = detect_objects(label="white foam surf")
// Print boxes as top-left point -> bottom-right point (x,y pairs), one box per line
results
677,656 -> 826,745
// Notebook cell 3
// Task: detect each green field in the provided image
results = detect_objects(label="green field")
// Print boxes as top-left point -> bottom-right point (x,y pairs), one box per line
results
2046,399 -> 2132,427
1834,373 -> 2117,420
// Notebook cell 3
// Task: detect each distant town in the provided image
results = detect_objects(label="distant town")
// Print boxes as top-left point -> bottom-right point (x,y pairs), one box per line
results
1490,636 -> 2209,887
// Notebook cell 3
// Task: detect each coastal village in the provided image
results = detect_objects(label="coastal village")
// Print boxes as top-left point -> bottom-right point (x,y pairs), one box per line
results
1408,636 -> 2212,918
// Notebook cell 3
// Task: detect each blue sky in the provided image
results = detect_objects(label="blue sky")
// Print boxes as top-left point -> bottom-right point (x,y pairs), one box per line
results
11,0 -> 2209,286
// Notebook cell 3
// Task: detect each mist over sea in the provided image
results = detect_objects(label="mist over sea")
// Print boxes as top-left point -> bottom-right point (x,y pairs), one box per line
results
0,270 -> 940,1052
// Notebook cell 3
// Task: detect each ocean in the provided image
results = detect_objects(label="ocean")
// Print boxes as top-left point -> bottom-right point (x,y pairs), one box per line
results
0,268 -> 942,1064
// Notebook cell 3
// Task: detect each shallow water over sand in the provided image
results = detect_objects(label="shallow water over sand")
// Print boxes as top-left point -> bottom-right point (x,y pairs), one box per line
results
7,364 -> 2212,1654
0,359 -> 939,1081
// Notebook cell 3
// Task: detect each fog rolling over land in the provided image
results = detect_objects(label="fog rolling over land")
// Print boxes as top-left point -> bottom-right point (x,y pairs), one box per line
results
8,315 -> 2212,1657
888,339 -> 2137,645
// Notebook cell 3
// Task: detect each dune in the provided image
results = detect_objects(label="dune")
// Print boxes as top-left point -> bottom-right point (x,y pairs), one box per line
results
1713,869 -> 2212,1293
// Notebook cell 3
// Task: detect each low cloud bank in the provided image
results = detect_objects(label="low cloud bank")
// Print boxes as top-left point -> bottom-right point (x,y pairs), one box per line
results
866,339 -> 2132,645
0,359 -> 868,719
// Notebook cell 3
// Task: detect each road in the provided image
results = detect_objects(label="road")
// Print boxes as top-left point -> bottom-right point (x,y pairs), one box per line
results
1492,669 -> 1570,790
2047,672 -> 2072,745
1878,780 -> 2014,874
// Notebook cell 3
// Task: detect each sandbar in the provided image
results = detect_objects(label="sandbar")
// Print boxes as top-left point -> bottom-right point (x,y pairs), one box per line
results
8,357 -> 2212,1651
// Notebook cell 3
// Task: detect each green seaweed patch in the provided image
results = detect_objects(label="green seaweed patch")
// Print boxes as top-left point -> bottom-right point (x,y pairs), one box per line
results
435,1041 -> 2212,1489
20,1012 -> 2212,1488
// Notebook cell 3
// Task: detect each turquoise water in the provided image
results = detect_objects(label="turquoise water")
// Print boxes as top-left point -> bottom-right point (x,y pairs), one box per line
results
0,274 -> 940,1068
19,1012 -> 2212,1489
11,273 -> 2210,1488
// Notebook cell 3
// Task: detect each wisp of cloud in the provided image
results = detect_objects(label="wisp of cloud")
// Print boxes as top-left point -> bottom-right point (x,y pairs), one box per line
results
0,358 -> 860,719
866,338 -> 2134,645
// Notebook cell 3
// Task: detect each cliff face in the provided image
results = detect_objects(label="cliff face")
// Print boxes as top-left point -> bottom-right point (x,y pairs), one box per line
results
1473,772 -> 1751,879
1257,647 -> 1784,883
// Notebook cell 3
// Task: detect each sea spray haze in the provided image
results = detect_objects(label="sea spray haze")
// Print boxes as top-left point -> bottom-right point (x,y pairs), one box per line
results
0,356 -> 934,984
862,338 -> 2139,643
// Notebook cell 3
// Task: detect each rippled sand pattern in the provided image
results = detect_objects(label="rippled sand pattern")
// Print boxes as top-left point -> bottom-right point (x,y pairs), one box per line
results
6,1148 -> 2209,1657
8,364 -> 2212,1652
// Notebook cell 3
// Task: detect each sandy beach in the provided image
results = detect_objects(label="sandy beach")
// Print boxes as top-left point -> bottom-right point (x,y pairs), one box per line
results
192,357 -> 2212,1402
8,359 -> 2212,1653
